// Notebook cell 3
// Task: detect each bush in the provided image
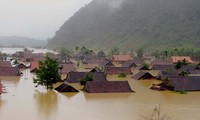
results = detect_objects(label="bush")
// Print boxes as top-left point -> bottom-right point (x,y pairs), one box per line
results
118,73 -> 126,77
79,73 -> 93,85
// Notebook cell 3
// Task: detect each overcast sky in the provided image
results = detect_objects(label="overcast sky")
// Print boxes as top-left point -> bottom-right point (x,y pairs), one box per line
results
0,0 -> 92,40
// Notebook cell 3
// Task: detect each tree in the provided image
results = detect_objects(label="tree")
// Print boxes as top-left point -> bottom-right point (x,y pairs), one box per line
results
143,63 -> 150,69
33,56 -> 62,89
97,51 -> 105,57
59,48 -> 71,59
136,48 -> 144,58
79,73 -> 93,85
109,47 -> 120,56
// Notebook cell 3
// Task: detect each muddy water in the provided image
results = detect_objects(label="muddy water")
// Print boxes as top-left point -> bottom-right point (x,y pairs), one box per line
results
1,69 -> 200,120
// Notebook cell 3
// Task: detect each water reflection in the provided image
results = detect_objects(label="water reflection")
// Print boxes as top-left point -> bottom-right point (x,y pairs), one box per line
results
33,90 -> 58,120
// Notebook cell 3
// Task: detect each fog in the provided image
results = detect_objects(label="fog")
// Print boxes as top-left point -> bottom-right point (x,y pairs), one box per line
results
0,0 -> 92,40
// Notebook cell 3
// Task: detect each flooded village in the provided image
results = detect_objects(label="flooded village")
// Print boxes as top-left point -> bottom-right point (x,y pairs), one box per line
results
0,47 -> 200,120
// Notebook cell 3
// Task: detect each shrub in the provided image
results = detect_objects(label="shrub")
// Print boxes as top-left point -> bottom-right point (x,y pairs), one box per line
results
118,73 -> 126,77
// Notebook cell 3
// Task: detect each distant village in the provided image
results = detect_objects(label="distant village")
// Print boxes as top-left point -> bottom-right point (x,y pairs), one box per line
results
1,47 -> 200,95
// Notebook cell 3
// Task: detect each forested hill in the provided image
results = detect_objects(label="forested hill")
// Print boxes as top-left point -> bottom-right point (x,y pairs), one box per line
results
48,0 -> 200,51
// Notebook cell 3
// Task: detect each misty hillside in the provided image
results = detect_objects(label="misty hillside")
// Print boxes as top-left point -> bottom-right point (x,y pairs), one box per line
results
48,0 -> 200,51
0,36 -> 47,47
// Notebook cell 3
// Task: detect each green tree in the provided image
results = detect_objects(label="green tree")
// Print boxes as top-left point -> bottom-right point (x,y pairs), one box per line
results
79,73 -> 93,85
59,48 -> 71,59
33,56 -> 61,89
97,51 -> 105,57
109,47 -> 120,56
136,48 -> 144,58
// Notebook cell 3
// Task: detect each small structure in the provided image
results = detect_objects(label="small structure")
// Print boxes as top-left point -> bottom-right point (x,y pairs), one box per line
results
83,81 -> 134,93
0,67 -> 21,76
55,83 -> 78,92
82,56 -> 105,65
111,55 -> 132,64
66,72 -> 107,83
133,72 -> 155,80
169,56 -> 193,64
105,67 -> 132,75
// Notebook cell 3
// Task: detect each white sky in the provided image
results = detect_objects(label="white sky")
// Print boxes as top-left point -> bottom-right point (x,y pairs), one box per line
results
0,0 -> 92,39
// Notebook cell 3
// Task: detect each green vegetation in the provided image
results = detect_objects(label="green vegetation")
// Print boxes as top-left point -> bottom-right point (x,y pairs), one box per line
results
152,47 -> 200,61
79,73 -> 93,85
33,56 -> 61,89
143,63 -> 150,69
48,0 -> 200,51
118,73 -> 126,78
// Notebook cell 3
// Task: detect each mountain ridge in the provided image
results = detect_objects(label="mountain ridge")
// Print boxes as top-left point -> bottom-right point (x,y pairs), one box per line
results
48,0 -> 200,51
0,36 -> 47,47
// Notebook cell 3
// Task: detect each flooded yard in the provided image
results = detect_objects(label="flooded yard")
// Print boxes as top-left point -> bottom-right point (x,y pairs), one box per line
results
1,69 -> 200,120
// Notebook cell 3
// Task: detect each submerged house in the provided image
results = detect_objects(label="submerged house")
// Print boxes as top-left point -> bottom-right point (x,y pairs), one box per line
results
152,64 -> 175,71
16,63 -> 29,69
83,81 -> 134,93
121,60 -> 137,68
65,72 -> 107,83
135,65 -> 150,70
111,55 -> 132,64
169,56 -> 193,64
152,76 -> 200,91
133,71 -> 155,80
105,67 -> 132,75
55,83 -> 78,92
0,67 -> 21,76
0,60 -> 12,67
157,71 -> 179,80
30,61 -> 39,73
99,60 -> 114,71
60,63 -> 76,74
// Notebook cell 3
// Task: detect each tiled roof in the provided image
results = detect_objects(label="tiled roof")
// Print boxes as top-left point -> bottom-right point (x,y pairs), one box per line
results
66,72 -> 107,83
105,67 -> 132,75
170,56 -> 193,63
83,81 -> 134,93
0,67 -> 21,76
112,55 -> 132,62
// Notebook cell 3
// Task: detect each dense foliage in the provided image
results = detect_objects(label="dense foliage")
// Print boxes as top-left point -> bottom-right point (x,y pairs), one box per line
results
48,0 -> 200,51
33,56 -> 61,89
79,73 -> 94,85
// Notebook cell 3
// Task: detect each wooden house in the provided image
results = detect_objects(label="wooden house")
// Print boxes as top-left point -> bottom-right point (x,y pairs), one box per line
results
60,63 -> 77,74
132,72 -> 155,80
157,71 -> 179,80
55,83 -> 78,92
83,81 -> 134,93
105,67 -> 132,75
0,67 -> 21,76
65,72 -> 107,83
121,60 -> 137,68
169,56 -> 193,64
0,60 -> 12,67
99,60 -> 114,71
152,64 -> 175,71
111,55 -> 132,64
30,61 -> 39,73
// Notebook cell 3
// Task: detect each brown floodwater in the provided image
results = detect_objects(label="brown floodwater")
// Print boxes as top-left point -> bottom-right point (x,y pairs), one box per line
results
1,69 -> 200,120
